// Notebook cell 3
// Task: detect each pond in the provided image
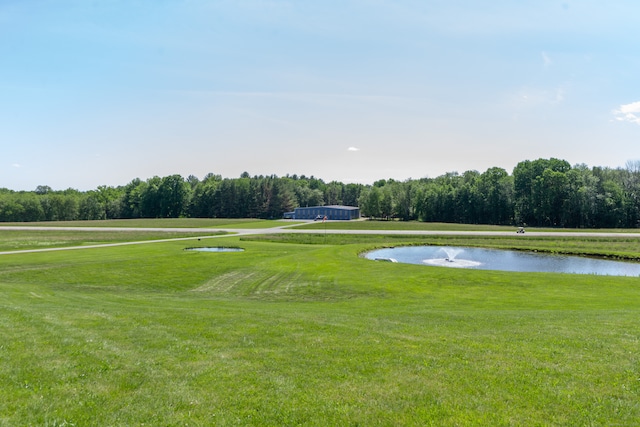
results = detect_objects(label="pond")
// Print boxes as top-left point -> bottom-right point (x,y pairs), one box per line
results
185,247 -> 244,252
365,246 -> 640,277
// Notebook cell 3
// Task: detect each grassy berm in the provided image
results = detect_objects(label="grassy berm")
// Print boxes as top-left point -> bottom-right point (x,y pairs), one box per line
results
1,231 -> 639,426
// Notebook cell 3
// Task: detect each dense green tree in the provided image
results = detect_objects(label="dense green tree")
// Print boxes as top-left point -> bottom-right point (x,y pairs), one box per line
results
158,175 -> 191,218
380,188 -> 393,219
294,186 -> 324,208
392,181 -> 413,221
622,161 -> 640,227
0,193 -> 45,222
46,194 -> 79,221
513,158 -> 570,226
189,177 -> 219,218
34,185 -> 52,195
477,167 -> 513,225
19,194 -> 46,222
4,158 -> 640,228
139,177 -> 161,218
359,186 -> 382,218
325,182 -> 343,206
119,178 -> 144,219
79,194 -> 106,220
342,183 -> 363,207
0,196 -> 24,222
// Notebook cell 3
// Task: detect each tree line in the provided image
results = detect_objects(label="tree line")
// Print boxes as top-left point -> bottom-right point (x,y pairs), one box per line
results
0,173 -> 362,223
2,158 -> 640,228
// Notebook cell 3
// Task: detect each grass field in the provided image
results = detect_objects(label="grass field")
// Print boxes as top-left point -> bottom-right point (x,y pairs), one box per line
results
0,218 -> 291,229
247,233 -> 640,261
1,225 -> 640,425
0,229 -> 227,252
299,219 -> 640,233
298,220 -> 517,231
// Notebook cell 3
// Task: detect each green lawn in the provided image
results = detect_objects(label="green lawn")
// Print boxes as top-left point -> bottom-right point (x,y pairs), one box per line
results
1,229 -> 640,425
0,218 -> 288,229
247,233 -> 640,260
298,220 -> 517,231
298,219 -> 640,233
0,229 -> 225,252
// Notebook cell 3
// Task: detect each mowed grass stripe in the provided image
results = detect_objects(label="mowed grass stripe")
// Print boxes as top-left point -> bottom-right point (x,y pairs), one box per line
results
3,288 -> 638,425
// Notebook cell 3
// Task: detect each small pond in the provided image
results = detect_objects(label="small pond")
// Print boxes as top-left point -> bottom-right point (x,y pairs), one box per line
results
185,247 -> 244,252
365,246 -> 640,277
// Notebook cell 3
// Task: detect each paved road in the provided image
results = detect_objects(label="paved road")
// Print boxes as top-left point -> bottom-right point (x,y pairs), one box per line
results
1,224 -> 639,256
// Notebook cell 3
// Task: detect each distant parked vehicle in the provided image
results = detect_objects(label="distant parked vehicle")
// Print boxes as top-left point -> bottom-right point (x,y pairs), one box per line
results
517,227 -> 526,234
314,215 -> 326,221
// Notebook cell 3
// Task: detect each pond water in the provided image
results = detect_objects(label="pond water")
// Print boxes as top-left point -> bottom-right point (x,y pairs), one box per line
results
185,247 -> 244,252
365,246 -> 640,277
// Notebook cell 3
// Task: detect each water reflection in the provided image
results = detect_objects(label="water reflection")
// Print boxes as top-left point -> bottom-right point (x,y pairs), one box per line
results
365,246 -> 640,276
185,247 -> 244,252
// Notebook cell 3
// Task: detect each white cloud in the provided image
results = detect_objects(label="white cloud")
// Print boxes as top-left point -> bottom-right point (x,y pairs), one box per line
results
613,101 -> 640,124
12,163 -> 21,168
619,101 -> 640,114
347,146 -> 360,152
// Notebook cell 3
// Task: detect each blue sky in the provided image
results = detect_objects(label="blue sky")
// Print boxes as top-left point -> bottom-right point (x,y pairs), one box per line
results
2,0 -> 639,191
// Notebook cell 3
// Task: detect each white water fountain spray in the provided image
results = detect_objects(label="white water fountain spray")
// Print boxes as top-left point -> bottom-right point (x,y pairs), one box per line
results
441,247 -> 462,262
422,247 -> 482,268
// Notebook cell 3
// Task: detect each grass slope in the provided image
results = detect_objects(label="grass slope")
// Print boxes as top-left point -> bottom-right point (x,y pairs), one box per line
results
0,218 -> 288,229
298,220 -> 640,233
1,232 -> 640,425
0,229 -> 226,252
